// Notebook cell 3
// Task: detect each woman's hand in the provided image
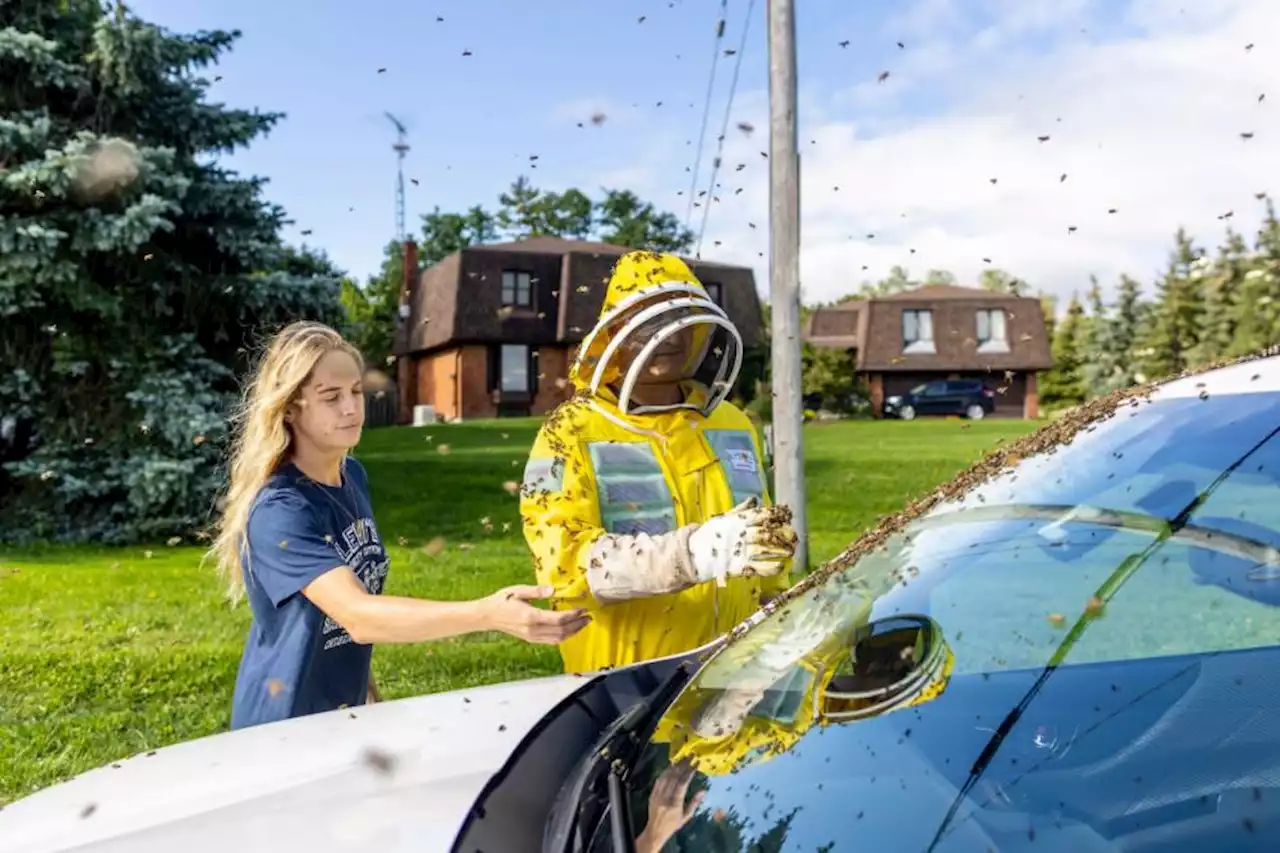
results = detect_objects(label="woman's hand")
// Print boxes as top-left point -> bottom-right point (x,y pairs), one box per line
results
479,585 -> 590,644
636,759 -> 705,853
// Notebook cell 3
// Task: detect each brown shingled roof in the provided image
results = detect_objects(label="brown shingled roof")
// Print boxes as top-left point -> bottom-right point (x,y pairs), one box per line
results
802,300 -> 867,350
803,283 -> 1053,373
396,236 -> 765,355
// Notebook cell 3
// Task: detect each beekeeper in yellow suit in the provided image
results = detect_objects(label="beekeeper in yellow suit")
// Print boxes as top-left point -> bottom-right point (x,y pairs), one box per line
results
520,250 -> 797,674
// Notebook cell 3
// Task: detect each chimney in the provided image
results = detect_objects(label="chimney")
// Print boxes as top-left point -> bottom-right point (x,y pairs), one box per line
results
396,240 -> 421,425
401,240 -> 419,316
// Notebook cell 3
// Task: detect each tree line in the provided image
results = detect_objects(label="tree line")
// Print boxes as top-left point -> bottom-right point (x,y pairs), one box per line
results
341,176 -> 697,369
1039,198 -> 1280,409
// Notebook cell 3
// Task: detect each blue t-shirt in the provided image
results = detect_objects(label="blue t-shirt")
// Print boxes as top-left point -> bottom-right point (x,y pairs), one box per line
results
229,457 -> 390,730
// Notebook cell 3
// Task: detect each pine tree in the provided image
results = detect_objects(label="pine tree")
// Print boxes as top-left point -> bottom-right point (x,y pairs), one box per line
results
1039,293 -> 1088,409
0,3 -> 343,543
1137,228 -> 1205,382
1039,292 -> 1058,340
1193,229 -> 1247,364
1259,200 -> 1280,344
1106,274 -> 1144,391
1081,275 -> 1115,397
1232,198 -> 1280,355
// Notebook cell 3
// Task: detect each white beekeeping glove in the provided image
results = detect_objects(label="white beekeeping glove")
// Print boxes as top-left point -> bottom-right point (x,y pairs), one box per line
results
688,497 -> 796,587
582,498 -> 796,603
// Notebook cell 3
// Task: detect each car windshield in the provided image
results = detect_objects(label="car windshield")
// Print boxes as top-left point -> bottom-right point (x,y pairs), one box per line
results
604,373 -> 1280,852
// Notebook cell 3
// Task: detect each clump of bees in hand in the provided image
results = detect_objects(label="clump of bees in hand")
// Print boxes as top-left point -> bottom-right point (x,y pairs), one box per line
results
758,504 -> 799,552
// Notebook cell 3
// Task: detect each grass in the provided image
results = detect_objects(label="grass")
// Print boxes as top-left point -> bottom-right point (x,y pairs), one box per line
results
0,416 -> 1036,804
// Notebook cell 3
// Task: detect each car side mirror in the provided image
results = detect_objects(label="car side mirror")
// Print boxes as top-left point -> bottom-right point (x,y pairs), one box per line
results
822,614 -> 953,722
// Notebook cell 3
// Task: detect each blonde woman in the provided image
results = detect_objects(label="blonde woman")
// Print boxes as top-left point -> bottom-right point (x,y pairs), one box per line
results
207,321 -> 589,730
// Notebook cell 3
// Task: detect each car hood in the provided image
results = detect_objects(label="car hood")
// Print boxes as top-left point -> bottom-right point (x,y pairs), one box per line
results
0,674 -> 586,853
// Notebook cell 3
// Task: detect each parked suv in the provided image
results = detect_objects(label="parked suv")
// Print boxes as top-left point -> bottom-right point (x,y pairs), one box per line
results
884,378 -> 996,420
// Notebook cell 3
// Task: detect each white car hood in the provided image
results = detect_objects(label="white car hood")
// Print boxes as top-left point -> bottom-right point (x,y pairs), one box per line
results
0,674 -> 586,853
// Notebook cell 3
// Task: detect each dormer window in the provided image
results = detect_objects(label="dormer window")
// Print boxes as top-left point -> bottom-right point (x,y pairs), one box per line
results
902,309 -> 936,354
976,308 -> 1010,354
501,270 -> 533,308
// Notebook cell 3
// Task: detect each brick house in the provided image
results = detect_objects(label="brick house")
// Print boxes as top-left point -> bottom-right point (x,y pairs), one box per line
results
803,283 -> 1054,419
392,236 -> 766,423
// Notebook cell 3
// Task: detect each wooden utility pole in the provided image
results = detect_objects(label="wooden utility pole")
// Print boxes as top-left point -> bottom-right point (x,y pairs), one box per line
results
767,0 -> 808,571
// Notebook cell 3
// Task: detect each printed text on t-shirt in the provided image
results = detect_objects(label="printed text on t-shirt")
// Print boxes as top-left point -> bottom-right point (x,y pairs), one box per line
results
322,516 -> 389,650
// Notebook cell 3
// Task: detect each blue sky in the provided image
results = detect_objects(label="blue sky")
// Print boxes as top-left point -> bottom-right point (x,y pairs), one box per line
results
126,0 -> 920,277
127,0 -> 1279,305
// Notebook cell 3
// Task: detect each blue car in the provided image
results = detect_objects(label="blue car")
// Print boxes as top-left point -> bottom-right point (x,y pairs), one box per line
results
885,378 -> 998,421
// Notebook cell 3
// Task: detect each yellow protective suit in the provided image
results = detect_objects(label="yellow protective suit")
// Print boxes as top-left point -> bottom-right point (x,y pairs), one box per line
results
521,251 -> 791,674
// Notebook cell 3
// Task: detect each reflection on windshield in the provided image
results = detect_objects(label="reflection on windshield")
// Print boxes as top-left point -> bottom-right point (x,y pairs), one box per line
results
617,388 -> 1280,851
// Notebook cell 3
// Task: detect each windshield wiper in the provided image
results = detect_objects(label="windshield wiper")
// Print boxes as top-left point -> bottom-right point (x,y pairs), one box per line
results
546,659 -> 697,853
601,660 -> 697,853
911,502 -> 1280,567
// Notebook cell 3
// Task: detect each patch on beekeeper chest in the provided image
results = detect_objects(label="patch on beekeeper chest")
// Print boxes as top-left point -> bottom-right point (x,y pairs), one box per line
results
727,448 -> 758,474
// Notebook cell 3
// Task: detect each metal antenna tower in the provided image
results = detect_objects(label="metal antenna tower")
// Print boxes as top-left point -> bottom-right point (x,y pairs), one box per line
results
385,112 -> 410,242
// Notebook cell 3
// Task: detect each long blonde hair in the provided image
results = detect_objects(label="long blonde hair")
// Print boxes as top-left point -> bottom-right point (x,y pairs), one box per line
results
205,321 -> 364,602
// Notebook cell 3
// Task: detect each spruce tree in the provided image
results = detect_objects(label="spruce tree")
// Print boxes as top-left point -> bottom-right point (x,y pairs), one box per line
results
1039,293 -> 1087,409
1,2 -> 343,543
1081,275 -> 1115,398
1194,228 -> 1247,364
1039,292 -> 1058,340
1138,228 -> 1205,381
1106,274 -> 1144,391
1232,199 -> 1280,355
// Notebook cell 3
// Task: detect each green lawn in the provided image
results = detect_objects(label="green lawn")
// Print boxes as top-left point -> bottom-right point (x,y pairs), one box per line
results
0,417 -> 1036,804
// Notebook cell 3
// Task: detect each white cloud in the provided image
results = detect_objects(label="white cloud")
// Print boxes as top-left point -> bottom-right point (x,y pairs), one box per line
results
606,0 -> 1280,310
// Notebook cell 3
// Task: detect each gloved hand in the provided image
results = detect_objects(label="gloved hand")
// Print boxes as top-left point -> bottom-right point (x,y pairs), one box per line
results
688,497 -> 796,587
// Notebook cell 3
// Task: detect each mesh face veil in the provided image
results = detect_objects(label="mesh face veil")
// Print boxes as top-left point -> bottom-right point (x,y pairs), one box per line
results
580,282 -> 744,416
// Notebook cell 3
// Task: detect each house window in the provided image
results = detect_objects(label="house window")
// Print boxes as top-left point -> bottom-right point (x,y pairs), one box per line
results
501,270 -> 533,308
976,309 -> 1010,353
902,309 -> 935,354
500,345 -> 531,393
704,281 -> 723,305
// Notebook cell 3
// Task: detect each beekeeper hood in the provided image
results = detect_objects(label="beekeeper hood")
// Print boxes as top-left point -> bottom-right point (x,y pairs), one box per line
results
567,250 -> 743,417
